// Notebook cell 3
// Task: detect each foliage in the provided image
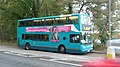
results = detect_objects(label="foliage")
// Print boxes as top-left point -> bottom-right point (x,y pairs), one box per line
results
0,0 -> 119,45
93,43 -> 107,50
80,0 -> 118,44
0,0 -> 71,42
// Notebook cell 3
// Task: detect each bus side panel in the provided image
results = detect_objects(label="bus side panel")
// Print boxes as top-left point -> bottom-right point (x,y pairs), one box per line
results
17,27 -> 23,48
58,32 -> 69,49
29,33 -> 59,51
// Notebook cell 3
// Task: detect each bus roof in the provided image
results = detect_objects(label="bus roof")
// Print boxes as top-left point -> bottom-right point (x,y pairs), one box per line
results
18,14 -> 88,22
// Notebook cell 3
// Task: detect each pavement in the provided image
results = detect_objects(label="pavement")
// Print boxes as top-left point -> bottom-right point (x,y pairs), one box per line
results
92,50 -> 106,54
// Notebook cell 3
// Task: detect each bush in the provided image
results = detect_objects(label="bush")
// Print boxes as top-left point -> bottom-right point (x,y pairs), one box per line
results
93,43 -> 107,50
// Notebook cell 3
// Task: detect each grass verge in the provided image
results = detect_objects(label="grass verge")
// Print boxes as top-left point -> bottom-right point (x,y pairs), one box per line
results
0,41 -> 16,46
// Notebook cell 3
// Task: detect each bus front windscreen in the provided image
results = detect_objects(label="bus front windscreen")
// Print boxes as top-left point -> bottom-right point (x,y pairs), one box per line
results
81,33 -> 92,44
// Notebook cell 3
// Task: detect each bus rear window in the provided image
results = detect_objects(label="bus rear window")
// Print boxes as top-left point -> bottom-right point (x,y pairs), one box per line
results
19,21 -> 26,27
19,20 -> 34,27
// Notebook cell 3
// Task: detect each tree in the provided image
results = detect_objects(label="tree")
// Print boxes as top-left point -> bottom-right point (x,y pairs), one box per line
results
0,0 -> 72,42
71,0 -> 118,44
91,0 -> 117,44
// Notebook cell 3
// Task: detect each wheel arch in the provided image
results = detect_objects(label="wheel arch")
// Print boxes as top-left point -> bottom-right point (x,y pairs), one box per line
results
58,44 -> 66,49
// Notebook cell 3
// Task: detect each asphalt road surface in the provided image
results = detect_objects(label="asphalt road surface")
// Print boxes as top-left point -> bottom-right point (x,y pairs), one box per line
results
0,45 -> 107,67
0,52 -> 82,67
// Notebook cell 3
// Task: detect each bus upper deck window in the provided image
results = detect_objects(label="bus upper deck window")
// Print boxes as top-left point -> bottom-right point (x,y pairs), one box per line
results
19,21 -> 26,27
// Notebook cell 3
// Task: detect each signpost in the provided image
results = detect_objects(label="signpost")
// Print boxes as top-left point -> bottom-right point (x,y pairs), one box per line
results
108,0 -> 111,46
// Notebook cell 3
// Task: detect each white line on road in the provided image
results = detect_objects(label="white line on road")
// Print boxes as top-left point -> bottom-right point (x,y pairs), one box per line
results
40,58 -> 83,67
1,50 -> 92,67
3,51 -> 28,57
2,50 -> 91,63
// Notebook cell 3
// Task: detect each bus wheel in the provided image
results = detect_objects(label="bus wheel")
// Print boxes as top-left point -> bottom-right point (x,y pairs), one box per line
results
59,45 -> 66,53
25,43 -> 30,50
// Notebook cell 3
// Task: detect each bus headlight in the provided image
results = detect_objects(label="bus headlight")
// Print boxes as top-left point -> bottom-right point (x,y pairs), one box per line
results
81,45 -> 85,49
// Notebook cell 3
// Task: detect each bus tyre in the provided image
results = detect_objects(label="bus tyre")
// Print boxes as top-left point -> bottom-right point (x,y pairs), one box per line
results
59,46 -> 66,54
25,43 -> 30,50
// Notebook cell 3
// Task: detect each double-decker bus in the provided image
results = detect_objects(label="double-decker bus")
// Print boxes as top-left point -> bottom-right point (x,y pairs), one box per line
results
17,14 -> 93,53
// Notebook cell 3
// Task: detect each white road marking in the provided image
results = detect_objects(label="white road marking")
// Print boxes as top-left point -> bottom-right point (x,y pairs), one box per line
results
15,54 -> 28,57
68,55 -> 96,59
40,58 -> 83,67
1,50 -> 93,66
3,51 -> 28,57
49,59 -> 59,61
2,50 -> 84,66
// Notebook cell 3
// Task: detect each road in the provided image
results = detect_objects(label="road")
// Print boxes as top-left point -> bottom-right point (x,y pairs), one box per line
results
0,46 -> 106,67
0,52 -> 79,67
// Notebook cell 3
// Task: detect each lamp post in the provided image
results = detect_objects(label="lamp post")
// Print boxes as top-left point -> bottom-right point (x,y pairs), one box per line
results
108,0 -> 111,46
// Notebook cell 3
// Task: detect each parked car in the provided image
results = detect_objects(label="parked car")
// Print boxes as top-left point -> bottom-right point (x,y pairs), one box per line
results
106,39 -> 120,46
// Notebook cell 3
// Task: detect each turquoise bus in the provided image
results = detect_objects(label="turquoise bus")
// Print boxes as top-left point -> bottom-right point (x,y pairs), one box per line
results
17,14 -> 93,53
